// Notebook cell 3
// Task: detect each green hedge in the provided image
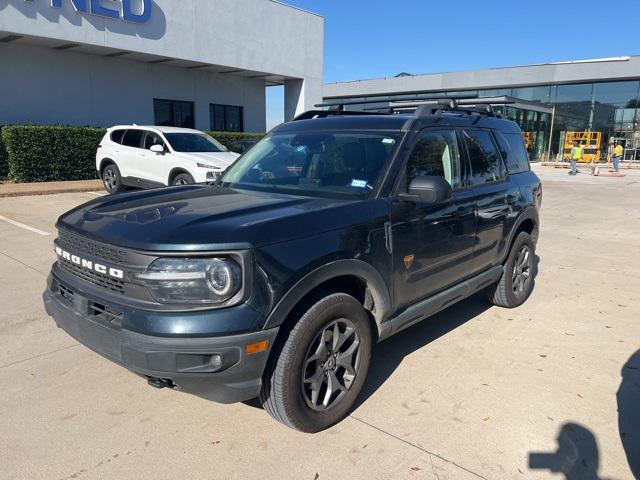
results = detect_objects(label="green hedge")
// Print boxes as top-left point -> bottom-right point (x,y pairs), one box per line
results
207,131 -> 264,148
2,125 -> 105,182
0,126 -> 265,183
0,127 -> 8,179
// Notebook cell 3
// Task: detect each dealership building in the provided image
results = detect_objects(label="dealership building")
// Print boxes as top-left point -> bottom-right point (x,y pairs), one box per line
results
0,0 -> 323,132
324,56 -> 640,162
3,0 -> 640,160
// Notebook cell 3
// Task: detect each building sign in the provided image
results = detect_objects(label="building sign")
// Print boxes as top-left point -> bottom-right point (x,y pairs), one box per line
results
24,0 -> 152,23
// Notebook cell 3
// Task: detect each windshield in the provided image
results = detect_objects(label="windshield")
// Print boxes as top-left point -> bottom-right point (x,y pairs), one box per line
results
221,131 -> 400,198
164,133 -> 227,153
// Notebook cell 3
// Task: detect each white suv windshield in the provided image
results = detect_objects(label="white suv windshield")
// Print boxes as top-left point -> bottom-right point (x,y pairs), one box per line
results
164,133 -> 227,153
221,131 -> 400,198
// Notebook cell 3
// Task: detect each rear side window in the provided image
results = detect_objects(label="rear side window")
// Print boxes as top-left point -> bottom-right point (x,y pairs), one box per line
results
122,130 -> 144,148
110,129 -> 125,144
495,132 -> 530,173
463,130 -> 504,186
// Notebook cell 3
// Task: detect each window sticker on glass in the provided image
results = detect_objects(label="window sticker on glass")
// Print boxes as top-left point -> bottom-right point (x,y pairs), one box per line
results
350,179 -> 368,188
382,138 -> 396,145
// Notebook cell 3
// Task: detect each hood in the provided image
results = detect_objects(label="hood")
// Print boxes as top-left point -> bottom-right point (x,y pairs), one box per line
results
57,185 -> 388,251
177,151 -> 240,169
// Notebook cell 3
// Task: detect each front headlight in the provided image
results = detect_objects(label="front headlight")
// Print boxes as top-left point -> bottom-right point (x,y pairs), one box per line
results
135,257 -> 242,305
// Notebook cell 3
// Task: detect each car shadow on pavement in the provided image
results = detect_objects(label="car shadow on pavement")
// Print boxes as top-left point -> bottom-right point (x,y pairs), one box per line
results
526,349 -> 640,480
354,253 -> 540,410
353,292 -> 492,410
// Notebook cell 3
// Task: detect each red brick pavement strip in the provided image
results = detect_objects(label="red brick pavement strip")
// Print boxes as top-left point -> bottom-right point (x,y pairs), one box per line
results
0,179 -> 103,197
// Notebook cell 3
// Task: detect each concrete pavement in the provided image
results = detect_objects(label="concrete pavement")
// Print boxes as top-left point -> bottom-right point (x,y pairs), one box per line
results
0,170 -> 638,480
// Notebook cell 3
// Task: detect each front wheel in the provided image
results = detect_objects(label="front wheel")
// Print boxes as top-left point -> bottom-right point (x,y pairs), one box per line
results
172,173 -> 195,186
487,231 -> 536,308
260,293 -> 372,432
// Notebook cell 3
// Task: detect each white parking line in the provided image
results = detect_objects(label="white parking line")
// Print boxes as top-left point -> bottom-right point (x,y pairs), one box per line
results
86,191 -> 105,196
0,215 -> 51,236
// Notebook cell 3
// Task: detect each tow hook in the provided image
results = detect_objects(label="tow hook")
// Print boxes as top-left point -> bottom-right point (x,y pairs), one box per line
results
147,377 -> 175,389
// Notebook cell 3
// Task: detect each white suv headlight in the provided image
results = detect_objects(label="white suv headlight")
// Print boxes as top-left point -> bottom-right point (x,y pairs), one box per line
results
135,257 -> 242,305
197,162 -> 219,169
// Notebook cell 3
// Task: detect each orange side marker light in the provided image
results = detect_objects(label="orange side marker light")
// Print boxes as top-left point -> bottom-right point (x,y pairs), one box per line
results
246,339 -> 269,355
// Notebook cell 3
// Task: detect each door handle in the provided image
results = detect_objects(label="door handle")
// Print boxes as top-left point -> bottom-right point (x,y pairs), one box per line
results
438,207 -> 472,222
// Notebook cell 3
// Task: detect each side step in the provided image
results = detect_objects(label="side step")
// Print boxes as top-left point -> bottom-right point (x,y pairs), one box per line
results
378,266 -> 503,341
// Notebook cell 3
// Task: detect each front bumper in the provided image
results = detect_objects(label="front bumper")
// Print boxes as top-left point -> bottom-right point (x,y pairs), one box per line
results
193,168 -> 224,183
43,274 -> 278,404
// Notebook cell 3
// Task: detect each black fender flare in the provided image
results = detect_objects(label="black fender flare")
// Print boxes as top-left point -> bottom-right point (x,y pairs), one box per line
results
262,259 -> 392,333
501,206 -> 539,263
167,168 -> 192,185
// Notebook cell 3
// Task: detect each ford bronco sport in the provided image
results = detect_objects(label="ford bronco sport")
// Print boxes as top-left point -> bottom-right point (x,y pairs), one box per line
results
43,99 -> 541,432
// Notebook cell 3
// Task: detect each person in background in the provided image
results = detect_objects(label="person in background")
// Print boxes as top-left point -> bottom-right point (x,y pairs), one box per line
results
612,142 -> 623,173
569,141 -> 583,175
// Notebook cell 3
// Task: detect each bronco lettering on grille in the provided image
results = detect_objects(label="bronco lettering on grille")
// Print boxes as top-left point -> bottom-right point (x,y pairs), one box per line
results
55,246 -> 124,279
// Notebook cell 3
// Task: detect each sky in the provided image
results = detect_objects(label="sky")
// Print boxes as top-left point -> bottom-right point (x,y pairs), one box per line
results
266,0 -> 640,129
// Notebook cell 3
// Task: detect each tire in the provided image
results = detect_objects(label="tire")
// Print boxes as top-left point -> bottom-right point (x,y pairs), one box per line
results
102,163 -> 125,194
172,172 -> 195,186
487,231 -> 535,308
260,293 -> 372,432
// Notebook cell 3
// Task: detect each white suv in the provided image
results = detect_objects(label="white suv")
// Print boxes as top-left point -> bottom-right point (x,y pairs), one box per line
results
96,126 -> 240,193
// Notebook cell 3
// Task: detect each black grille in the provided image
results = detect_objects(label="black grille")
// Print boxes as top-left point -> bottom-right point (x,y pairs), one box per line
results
89,301 -> 123,326
58,283 -> 75,304
58,230 -> 127,264
59,260 -> 125,294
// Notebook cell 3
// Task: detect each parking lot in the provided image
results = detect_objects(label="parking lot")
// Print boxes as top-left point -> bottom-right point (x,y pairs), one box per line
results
1,165 -> 638,480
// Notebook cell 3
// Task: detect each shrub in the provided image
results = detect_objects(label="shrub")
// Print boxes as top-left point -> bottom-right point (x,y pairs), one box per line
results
2,125 -> 105,182
207,131 -> 264,148
0,128 -> 8,179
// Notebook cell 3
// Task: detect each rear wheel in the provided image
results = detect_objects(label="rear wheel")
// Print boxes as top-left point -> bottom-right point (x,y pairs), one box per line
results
172,172 -> 195,186
102,164 -> 124,194
260,293 -> 372,432
487,231 -> 535,308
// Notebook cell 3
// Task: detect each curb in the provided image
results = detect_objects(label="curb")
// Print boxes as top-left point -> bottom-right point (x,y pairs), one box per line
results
0,180 -> 104,198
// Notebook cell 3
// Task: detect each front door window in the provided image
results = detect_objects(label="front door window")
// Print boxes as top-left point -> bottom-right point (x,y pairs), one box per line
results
404,130 -> 461,190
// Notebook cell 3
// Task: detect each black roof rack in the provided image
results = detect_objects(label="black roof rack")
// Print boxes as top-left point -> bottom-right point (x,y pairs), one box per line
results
292,107 -> 387,121
394,98 -> 505,117
291,94 -> 519,122
316,93 -> 478,109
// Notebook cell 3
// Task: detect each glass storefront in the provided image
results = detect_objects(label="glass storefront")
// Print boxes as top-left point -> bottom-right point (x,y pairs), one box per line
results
491,106 -> 551,161
335,79 -> 640,162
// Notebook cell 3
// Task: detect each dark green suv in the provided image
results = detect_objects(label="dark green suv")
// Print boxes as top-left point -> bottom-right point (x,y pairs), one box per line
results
43,101 -> 541,432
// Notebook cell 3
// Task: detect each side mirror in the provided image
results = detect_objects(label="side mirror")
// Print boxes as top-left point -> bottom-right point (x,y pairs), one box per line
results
401,175 -> 452,204
150,144 -> 165,154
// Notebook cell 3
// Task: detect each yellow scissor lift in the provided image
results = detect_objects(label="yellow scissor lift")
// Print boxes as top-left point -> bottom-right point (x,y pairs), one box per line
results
562,131 -> 602,163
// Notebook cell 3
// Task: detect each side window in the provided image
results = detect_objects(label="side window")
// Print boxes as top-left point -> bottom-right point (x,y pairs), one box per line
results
122,130 -> 144,149
110,129 -> 125,144
405,130 -> 460,190
143,132 -> 165,150
463,130 -> 504,185
500,132 -> 530,173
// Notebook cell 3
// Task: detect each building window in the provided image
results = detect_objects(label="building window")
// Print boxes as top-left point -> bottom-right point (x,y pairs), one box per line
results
153,99 -> 195,128
210,104 -> 244,132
